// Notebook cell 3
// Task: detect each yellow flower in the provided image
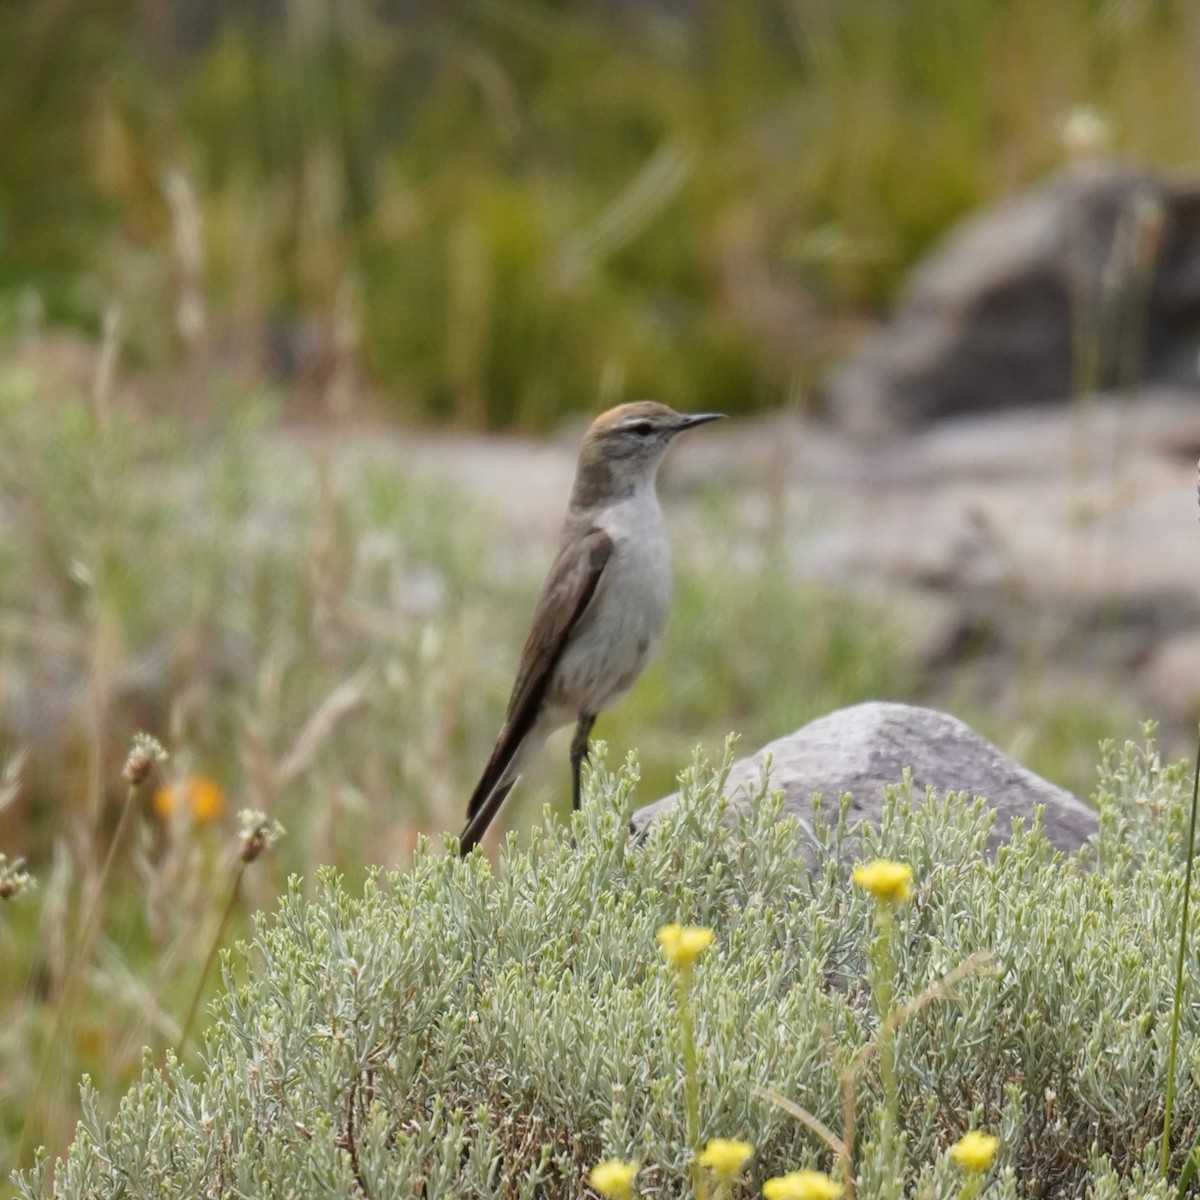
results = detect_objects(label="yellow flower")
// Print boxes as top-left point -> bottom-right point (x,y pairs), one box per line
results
950,1130 -> 999,1172
699,1138 -> 754,1180
588,1158 -> 637,1200
153,776 -> 225,823
657,923 -> 714,968
762,1169 -> 843,1200
851,859 -> 913,904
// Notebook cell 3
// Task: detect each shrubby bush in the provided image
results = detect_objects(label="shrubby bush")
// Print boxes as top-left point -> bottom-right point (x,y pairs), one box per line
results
15,738 -> 1198,1198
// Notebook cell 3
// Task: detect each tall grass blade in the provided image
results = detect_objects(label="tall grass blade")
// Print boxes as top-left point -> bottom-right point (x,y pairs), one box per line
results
1161,720 -> 1200,1177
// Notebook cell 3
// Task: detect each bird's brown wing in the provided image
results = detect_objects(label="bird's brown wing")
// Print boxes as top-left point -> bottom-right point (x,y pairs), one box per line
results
463,522 -> 613,828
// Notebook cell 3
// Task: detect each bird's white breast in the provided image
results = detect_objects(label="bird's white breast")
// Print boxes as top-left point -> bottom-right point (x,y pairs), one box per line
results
549,485 -> 673,715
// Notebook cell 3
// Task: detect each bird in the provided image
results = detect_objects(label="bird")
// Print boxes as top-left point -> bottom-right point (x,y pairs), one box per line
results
458,401 -> 724,856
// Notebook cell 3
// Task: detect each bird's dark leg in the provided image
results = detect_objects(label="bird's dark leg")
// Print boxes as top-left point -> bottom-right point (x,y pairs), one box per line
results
570,713 -> 597,811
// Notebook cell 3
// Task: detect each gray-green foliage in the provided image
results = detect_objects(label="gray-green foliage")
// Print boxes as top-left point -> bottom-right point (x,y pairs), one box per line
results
15,736 -> 1200,1198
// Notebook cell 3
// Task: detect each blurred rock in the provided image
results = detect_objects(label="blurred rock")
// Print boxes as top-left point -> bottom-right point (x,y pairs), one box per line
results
1140,630 -> 1200,720
789,390 -> 1200,605
826,164 -> 1200,435
632,701 -> 1097,854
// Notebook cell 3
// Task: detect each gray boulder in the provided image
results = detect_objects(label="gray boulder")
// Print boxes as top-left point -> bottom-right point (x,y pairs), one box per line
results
826,164 -> 1200,435
633,701 -> 1097,854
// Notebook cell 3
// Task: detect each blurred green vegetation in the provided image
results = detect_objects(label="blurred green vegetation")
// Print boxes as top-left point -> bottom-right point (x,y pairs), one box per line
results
2,0 -> 1199,427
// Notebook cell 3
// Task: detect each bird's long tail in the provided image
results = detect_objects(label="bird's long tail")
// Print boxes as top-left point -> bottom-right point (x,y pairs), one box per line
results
458,781 -> 517,856
465,730 -> 514,821
459,716 -> 534,855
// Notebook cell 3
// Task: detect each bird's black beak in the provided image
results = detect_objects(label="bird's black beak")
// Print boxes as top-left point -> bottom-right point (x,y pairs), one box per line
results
674,412 -> 725,432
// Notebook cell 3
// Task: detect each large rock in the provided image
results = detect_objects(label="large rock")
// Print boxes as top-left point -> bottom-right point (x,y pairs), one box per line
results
632,701 -> 1097,854
826,164 -> 1200,435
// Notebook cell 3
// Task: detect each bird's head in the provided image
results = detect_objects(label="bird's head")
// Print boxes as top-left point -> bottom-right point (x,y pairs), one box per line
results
571,401 -> 724,508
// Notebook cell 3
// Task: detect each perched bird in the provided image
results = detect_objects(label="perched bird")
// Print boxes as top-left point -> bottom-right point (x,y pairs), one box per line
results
458,401 -> 724,855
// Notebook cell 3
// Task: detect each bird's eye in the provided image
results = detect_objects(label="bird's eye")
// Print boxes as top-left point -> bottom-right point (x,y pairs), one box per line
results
626,421 -> 655,436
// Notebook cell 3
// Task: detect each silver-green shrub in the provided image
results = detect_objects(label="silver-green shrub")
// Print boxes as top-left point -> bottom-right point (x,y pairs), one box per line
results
15,738 -> 1197,1198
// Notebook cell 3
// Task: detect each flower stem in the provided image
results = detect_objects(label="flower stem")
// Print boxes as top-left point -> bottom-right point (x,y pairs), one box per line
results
872,905 -> 899,1199
1162,722 -> 1200,1176
17,777 -> 139,1159
678,966 -> 708,1200
178,862 -> 245,1057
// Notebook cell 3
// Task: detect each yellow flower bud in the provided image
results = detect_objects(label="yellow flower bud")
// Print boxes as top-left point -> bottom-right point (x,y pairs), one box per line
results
950,1130 -> 999,1172
589,1158 -> 637,1199
698,1137 -> 754,1181
851,859 -> 914,904
656,923 -> 714,968
762,1169 -> 843,1200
